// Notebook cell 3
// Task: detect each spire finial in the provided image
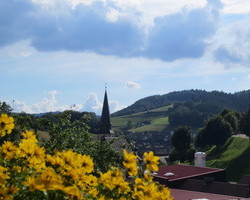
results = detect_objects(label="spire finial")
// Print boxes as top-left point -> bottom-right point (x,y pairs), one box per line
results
105,83 -> 107,90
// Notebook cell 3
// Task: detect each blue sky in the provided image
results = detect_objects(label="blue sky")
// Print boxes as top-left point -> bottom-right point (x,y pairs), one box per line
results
1,0 -> 250,114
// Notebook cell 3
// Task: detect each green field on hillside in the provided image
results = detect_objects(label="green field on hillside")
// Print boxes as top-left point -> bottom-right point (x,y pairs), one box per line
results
111,105 -> 172,132
130,117 -> 169,132
206,137 -> 250,181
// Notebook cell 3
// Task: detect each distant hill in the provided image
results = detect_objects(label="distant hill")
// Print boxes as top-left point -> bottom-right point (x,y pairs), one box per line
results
112,89 -> 250,117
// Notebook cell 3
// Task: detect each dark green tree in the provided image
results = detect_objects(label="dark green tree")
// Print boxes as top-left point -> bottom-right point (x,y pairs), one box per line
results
239,107 -> 250,137
0,101 -> 12,114
14,113 -> 33,132
223,112 -> 238,133
194,128 -> 206,149
219,109 -> 239,134
171,126 -> 191,151
169,126 -> 195,162
198,115 -> 232,147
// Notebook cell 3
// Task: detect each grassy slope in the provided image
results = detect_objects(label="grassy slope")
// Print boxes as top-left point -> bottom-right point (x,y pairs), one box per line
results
206,137 -> 250,181
111,105 -> 172,132
130,117 -> 169,132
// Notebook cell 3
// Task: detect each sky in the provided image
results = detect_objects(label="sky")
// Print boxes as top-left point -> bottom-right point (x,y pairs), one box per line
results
1,0 -> 250,114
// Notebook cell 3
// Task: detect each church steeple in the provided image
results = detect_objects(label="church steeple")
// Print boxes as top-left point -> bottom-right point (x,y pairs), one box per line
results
100,87 -> 112,135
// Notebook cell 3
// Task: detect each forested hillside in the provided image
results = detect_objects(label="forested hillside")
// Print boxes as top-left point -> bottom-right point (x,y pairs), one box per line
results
112,89 -> 250,117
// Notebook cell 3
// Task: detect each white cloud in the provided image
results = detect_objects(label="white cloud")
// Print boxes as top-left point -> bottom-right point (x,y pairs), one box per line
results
81,93 -> 102,114
212,16 -> 250,67
11,91 -> 124,115
0,0 -> 231,62
12,90 -> 76,114
12,100 -> 33,113
125,81 -> 141,89
109,100 -> 126,113
40,0 -> 250,17
222,0 -> 250,14
110,0 -> 207,24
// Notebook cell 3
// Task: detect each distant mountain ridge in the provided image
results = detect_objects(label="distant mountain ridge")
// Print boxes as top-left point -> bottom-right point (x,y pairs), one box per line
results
112,89 -> 250,117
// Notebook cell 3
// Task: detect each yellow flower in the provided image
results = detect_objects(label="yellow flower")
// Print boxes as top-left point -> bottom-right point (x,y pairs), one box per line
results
124,163 -> 138,177
46,154 -> 65,167
28,157 -> 46,172
143,151 -> 160,172
0,166 -> 9,185
116,180 -> 131,194
87,187 -> 99,198
80,154 -> 94,174
57,150 -> 76,167
123,150 -> 138,176
33,145 -> 45,158
134,178 -> 146,193
133,181 -> 158,200
134,178 -> 173,200
18,140 -> 36,157
55,150 -> 94,175
22,131 -> 38,142
99,168 -> 125,191
98,195 -> 111,200
25,167 -> 64,191
73,173 -> 98,190
83,174 -> 98,186
144,170 -> 154,181
123,150 -> 137,164
156,186 -> 173,200
0,114 -> 14,137
0,141 -> 17,161
63,186 -> 83,200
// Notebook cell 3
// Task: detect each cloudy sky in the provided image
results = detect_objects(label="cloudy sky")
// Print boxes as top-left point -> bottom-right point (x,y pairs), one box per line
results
1,0 -> 250,114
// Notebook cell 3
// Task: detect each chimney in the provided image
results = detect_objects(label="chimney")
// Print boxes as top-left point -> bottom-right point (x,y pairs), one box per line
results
194,152 -> 206,167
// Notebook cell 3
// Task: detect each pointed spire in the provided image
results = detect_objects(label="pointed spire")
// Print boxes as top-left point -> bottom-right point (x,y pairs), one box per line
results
100,87 -> 112,135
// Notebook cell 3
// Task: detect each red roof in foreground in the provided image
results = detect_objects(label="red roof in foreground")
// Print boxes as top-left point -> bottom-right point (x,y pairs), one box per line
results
154,164 -> 225,181
171,188 -> 250,200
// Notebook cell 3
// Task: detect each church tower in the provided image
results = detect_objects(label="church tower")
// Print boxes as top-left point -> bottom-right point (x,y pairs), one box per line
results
99,88 -> 113,135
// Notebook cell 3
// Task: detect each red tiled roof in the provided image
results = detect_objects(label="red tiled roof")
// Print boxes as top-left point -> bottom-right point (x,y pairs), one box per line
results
154,164 -> 225,181
171,188 -> 250,200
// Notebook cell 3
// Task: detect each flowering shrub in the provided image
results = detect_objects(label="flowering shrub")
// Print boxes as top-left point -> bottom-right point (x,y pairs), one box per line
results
0,114 -> 173,200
